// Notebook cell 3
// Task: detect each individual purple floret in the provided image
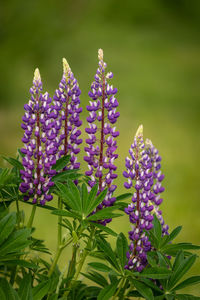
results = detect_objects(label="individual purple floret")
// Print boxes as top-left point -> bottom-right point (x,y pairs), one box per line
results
19,69 -> 55,205
145,139 -> 169,235
52,58 -> 82,169
84,49 -> 120,225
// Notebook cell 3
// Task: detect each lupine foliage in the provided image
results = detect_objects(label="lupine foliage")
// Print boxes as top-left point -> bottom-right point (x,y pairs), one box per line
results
0,50 -> 200,299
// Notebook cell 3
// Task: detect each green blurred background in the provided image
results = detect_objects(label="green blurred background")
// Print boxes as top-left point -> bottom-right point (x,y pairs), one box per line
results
1,0 -> 200,295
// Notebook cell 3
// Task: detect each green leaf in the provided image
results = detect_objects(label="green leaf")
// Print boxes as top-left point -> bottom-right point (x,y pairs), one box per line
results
92,222 -> 117,237
54,182 -> 78,211
116,232 -> 128,269
147,252 -> 157,267
81,271 -> 108,287
18,274 -> 33,300
32,280 -> 51,300
139,266 -> 172,279
115,193 -> 132,202
2,259 -> 38,269
0,212 -> 16,245
51,169 -> 79,182
176,295 -> 200,300
0,278 -> 20,300
97,281 -> 119,300
2,156 -> 23,170
163,243 -> 200,256
81,183 -> 88,213
129,278 -> 154,300
87,207 -> 122,221
173,276 -> 200,291
52,209 -> 81,220
140,278 -> 163,293
86,188 -> 108,215
168,254 -> 197,289
87,184 -> 98,211
52,155 -> 70,171
88,262 -> 112,272
173,251 -> 184,272
68,180 -> 82,211
97,238 -> 120,271
161,226 -> 182,248
153,214 -> 162,245
0,228 -> 32,255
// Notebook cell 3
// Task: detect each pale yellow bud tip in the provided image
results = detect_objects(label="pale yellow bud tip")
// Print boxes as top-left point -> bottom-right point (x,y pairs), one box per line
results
146,138 -> 153,147
135,125 -> 143,138
34,68 -> 41,82
62,58 -> 70,74
98,48 -> 104,61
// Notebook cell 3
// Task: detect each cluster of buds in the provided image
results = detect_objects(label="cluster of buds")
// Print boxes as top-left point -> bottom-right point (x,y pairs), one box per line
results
84,49 -> 120,225
123,125 -> 168,271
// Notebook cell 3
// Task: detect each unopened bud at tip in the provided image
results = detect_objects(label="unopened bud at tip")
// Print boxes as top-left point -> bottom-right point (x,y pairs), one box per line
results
98,48 -> 104,61
62,58 -> 70,74
135,124 -> 143,138
34,68 -> 41,82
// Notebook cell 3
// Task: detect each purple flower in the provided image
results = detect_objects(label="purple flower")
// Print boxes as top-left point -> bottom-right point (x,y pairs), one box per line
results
52,58 -> 82,170
123,125 -> 168,271
145,139 -> 169,235
19,69 -> 54,205
84,49 -> 120,225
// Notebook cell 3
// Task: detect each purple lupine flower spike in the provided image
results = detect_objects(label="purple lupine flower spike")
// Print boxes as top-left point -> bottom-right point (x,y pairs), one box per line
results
52,58 -> 82,170
84,49 -> 120,225
19,68 -> 54,205
145,139 -> 169,235
123,125 -> 154,272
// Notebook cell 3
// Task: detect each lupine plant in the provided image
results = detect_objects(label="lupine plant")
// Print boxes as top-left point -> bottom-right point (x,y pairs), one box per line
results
0,50 -> 200,300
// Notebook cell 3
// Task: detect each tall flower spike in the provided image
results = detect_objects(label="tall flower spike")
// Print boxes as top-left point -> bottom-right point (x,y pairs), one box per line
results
123,125 -> 154,272
52,58 -> 82,170
145,139 -> 169,235
19,69 -> 55,205
84,49 -> 120,225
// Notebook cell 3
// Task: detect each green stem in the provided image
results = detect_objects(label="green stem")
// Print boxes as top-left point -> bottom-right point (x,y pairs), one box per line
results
58,197 -> 62,247
27,205 -> 37,228
48,237 -> 73,277
15,196 -> 20,228
112,278 -> 126,300
63,227 -> 95,297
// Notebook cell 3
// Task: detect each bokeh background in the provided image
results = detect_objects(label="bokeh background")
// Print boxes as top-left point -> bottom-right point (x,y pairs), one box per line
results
1,0 -> 200,295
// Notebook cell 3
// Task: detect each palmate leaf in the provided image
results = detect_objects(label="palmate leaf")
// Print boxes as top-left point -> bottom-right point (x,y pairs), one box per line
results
168,254 -> 197,289
163,243 -> 200,256
92,222 -> 117,237
176,295 -> 200,300
129,278 -> 154,300
86,188 -> 108,216
88,262 -> 112,272
87,207 -> 122,221
0,278 -> 20,300
81,271 -> 108,287
116,232 -> 129,269
115,193 -> 132,202
51,169 -> 79,183
2,156 -> 23,170
172,276 -> 200,291
0,228 -> 32,255
81,183 -> 88,213
18,273 -> 33,300
97,281 -> 119,300
32,280 -> 51,300
136,266 -> 172,279
67,180 -> 82,211
160,226 -> 182,248
52,155 -> 70,171
0,212 -> 16,245
152,214 -> 162,246
97,237 -> 120,272
54,182 -> 78,211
